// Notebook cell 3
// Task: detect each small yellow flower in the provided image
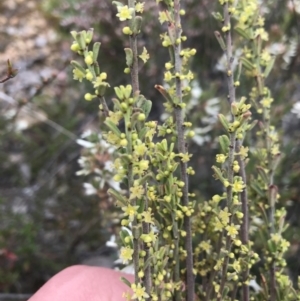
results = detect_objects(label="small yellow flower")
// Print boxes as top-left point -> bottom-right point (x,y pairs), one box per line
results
216,154 -> 227,163
93,72 -> 108,88
212,194 -> 222,203
180,152 -> 192,163
199,241 -> 211,253
116,5 -> 134,21
261,49 -> 271,64
130,184 -> 144,199
139,159 -> 149,171
232,260 -> 241,273
271,233 -> 281,243
122,204 -> 139,221
147,189 -> 156,201
257,16 -> 265,27
106,131 -> 120,145
239,146 -> 249,159
142,209 -> 154,224
214,217 -> 224,232
186,70 -> 194,81
134,143 -> 147,156
271,144 -> 280,156
107,111 -> 123,125
226,223 -> 240,238
219,207 -> 231,225
260,97 -> 273,108
281,239 -> 290,252
255,28 -> 269,41
158,11 -> 169,24
73,69 -> 85,82
214,259 -> 223,271
164,71 -> 173,82
232,178 -> 245,193
120,246 -> 133,264
135,2 -> 145,13
139,47 -> 150,63
131,283 -> 149,300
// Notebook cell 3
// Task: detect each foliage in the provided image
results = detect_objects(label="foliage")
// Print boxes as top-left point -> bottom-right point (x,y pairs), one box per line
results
69,0 -> 300,300
1,0 -> 300,297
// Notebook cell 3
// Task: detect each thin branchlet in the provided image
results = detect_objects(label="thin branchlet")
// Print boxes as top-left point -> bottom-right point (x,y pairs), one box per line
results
173,1 -> 194,300
129,0 -> 139,94
99,96 -> 109,117
236,140 -> 249,301
128,0 -> 140,286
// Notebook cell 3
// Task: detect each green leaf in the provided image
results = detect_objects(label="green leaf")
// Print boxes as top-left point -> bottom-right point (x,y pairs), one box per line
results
214,31 -> 226,51
93,42 -> 101,61
124,48 -> 133,67
138,127 -> 147,140
218,114 -> 229,131
86,28 -> 94,43
250,181 -> 265,197
235,27 -> 251,40
141,99 -> 152,118
108,188 -> 127,205
104,120 -> 122,137
77,31 -> 87,49
256,166 -> 269,183
120,277 -> 132,288
139,173 -> 153,185
211,165 -> 225,181
263,55 -> 276,78
155,85 -> 174,104
71,60 -> 86,74
240,57 -> 255,71
132,16 -> 143,34
219,135 -> 230,153
211,12 -> 223,21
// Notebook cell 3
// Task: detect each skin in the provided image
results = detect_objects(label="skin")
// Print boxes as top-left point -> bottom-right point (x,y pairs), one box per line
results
28,265 -> 134,301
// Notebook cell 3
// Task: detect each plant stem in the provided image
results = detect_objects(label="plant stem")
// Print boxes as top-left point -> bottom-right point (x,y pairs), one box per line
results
218,3 -> 240,300
129,0 -> 139,94
173,1 -> 194,300
128,0 -> 140,285
262,96 -> 276,301
205,234 -> 223,301
236,140 -> 249,301
142,200 -> 151,298
227,133 -> 236,205
223,3 -> 235,105
99,96 -> 109,117
268,161 -> 276,301
173,228 -> 181,301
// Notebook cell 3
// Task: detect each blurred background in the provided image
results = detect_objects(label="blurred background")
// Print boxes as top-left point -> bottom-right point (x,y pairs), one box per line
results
0,0 -> 300,299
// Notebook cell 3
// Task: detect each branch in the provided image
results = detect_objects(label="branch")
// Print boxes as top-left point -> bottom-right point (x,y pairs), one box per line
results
0,60 -> 18,84
236,140 -> 249,301
173,1 -> 194,300
128,0 -> 140,287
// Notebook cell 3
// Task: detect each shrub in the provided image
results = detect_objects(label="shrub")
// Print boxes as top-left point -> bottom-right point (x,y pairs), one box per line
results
71,0 -> 299,300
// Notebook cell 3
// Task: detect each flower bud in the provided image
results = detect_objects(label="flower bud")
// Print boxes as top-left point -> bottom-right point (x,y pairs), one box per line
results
85,55 -> 93,65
